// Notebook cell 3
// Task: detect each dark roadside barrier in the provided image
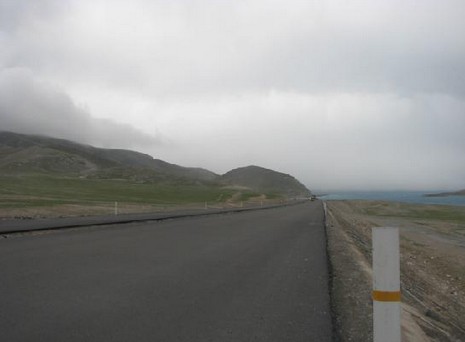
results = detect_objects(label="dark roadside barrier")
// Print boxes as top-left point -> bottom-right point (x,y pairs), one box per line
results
0,200 -> 310,235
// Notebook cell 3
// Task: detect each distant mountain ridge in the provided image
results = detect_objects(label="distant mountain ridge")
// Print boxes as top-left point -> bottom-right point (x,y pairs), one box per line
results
0,131 -> 311,197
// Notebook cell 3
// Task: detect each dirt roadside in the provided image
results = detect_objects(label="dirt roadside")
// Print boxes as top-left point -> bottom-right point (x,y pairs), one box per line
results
0,199 -> 283,220
325,200 -> 465,342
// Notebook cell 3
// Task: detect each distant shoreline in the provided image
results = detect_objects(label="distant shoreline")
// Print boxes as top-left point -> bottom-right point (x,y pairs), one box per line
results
424,190 -> 465,198
319,191 -> 465,206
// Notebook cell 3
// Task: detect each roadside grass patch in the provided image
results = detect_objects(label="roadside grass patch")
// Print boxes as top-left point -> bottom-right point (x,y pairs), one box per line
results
0,174 -> 243,208
358,201 -> 465,224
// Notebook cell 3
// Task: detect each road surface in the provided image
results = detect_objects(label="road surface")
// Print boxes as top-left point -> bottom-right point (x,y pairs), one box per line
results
0,201 -> 332,341
0,203 -> 291,235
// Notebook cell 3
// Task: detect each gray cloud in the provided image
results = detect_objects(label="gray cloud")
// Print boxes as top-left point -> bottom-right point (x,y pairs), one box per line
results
1,1 -> 464,191
3,0 -> 463,98
147,92 -> 465,191
0,68 -> 160,149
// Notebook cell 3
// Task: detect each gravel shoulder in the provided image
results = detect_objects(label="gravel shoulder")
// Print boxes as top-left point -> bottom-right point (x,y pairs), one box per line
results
326,200 -> 465,342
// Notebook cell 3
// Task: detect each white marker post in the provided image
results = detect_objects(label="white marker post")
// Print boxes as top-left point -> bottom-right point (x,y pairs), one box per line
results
372,227 -> 401,342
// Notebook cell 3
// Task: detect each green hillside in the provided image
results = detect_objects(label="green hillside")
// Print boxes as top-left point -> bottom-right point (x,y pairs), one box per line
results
0,131 -> 218,182
0,132 -> 312,217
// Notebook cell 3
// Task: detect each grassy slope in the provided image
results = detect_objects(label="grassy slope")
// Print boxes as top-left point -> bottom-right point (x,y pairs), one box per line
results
0,174 -> 250,209
356,201 -> 465,223
0,133 -> 300,214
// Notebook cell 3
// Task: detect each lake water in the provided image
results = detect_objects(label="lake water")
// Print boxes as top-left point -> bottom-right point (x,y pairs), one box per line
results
319,191 -> 465,206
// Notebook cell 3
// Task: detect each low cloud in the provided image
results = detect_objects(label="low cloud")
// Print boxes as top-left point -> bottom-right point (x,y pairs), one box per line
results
3,1 -> 465,99
1,1 -> 465,191
0,68 -> 160,149
150,91 -> 465,191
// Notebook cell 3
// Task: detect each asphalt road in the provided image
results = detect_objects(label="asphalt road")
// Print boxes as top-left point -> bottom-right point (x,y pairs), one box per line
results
0,203 -> 292,235
0,201 -> 332,341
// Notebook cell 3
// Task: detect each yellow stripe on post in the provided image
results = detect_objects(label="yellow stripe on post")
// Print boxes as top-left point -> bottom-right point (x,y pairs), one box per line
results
372,290 -> 401,302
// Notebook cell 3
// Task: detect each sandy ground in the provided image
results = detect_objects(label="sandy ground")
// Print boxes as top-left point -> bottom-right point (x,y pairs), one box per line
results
326,200 -> 465,342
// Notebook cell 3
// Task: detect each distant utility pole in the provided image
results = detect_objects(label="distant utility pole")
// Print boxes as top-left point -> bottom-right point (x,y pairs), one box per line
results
372,227 -> 401,342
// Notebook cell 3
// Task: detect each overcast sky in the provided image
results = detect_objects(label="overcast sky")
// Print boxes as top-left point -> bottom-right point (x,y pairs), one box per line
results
1,0 -> 464,191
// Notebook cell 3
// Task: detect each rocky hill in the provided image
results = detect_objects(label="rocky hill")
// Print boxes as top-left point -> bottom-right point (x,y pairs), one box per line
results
0,131 -> 217,183
221,165 -> 311,197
